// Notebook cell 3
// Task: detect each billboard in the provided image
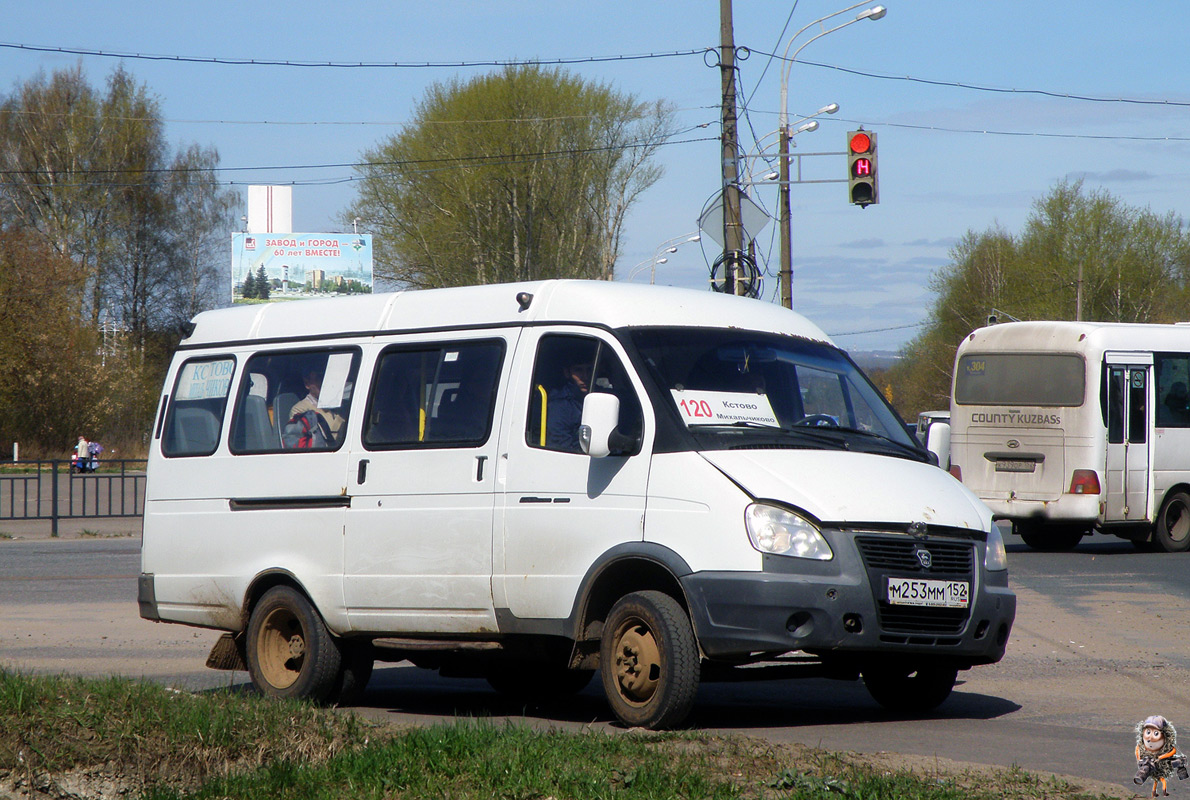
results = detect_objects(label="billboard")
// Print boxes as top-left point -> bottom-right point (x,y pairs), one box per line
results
231,233 -> 373,304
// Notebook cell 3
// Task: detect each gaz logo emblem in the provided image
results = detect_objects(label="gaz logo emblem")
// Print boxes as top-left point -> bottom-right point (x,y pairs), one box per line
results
915,549 -> 933,569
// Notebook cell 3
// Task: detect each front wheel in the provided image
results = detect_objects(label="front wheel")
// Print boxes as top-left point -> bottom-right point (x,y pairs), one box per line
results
600,591 -> 700,730
1155,491 -> 1190,553
863,663 -> 958,713
246,585 -> 342,703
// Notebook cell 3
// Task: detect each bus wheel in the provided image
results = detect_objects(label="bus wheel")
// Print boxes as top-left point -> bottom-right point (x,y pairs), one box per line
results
1018,525 -> 1083,551
1155,491 -> 1190,553
246,586 -> 342,702
600,591 -> 699,730
863,663 -> 958,712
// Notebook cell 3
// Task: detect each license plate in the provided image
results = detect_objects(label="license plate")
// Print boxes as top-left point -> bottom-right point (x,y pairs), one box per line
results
887,577 -> 969,608
995,459 -> 1036,473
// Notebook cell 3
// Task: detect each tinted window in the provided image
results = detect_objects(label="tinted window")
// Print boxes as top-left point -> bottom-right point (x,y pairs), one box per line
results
162,357 -> 235,457
229,348 -> 360,453
1155,353 -> 1190,428
955,354 -> 1085,406
364,340 -> 504,448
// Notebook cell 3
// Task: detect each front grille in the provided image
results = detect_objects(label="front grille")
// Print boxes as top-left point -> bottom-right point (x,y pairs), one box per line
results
854,534 -> 974,637
855,536 -> 972,573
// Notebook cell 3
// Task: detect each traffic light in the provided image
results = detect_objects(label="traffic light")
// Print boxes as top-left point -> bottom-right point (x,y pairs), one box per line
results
847,130 -> 878,207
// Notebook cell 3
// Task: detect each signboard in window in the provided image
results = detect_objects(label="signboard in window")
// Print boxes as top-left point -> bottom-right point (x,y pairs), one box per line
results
670,390 -> 779,427
176,359 -> 235,401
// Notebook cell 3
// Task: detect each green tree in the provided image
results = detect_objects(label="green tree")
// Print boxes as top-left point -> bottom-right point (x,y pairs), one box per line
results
255,266 -> 271,300
241,272 -> 257,299
887,181 -> 1190,417
344,64 -> 673,288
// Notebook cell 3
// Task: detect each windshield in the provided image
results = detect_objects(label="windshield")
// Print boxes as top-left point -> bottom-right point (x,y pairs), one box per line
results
628,328 -> 919,453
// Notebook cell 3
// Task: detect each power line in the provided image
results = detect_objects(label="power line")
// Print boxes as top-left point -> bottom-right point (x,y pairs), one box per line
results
753,52 -> 1190,109
0,134 -> 718,187
0,41 -> 709,69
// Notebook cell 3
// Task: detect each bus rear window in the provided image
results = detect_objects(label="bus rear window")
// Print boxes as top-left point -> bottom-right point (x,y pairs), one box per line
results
955,354 -> 1085,406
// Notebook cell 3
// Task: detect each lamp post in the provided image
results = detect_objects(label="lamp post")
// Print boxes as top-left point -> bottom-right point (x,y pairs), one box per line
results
626,233 -> 702,283
778,3 -> 886,309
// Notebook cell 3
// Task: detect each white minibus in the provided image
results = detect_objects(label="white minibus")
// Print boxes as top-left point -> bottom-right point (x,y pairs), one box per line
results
950,320 -> 1190,552
140,280 -> 1015,729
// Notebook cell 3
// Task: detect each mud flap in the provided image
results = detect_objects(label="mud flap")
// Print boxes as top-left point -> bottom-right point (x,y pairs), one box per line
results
205,632 -> 247,671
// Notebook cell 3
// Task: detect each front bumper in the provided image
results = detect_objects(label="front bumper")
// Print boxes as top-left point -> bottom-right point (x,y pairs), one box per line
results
680,529 -> 1015,667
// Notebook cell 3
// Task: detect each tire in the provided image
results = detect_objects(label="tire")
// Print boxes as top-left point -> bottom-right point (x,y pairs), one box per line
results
245,585 -> 342,703
863,663 -> 958,713
1018,524 -> 1083,551
599,590 -> 699,730
485,660 -> 593,702
332,641 -> 374,706
1155,491 -> 1190,553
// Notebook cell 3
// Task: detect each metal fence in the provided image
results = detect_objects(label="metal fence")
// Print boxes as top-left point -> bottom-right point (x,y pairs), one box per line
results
0,459 -> 147,534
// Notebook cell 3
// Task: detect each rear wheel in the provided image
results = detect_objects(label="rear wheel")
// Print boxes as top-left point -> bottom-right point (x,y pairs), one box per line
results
863,663 -> 958,712
1155,491 -> 1190,553
1018,524 -> 1083,551
600,591 -> 699,730
246,586 -> 342,703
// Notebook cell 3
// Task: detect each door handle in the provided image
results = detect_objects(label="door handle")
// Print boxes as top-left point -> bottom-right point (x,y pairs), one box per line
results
357,459 -> 369,484
476,455 -> 488,482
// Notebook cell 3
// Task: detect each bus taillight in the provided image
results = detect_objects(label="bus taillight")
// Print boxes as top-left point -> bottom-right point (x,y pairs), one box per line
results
1068,470 -> 1101,495
949,464 -> 962,482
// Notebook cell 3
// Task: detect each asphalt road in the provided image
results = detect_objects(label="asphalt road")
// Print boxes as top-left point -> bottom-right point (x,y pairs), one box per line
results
2,531 -> 1185,796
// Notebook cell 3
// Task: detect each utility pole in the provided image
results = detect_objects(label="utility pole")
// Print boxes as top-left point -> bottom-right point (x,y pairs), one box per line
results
778,125 -> 792,308
719,0 -> 744,295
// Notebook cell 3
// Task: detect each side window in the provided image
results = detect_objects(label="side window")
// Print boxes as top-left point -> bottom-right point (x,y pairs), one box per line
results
526,335 -> 643,454
796,366 -> 846,421
162,357 -> 236,457
364,340 -> 504,448
229,348 -> 360,453
1156,354 -> 1190,428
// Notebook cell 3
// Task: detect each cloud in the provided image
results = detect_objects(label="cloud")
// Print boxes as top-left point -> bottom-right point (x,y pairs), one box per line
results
1066,169 -> 1155,183
838,237 -> 885,249
905,237 -> 959,248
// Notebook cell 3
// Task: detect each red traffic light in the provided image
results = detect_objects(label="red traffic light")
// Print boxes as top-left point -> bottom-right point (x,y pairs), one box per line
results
848,132 -> 872,155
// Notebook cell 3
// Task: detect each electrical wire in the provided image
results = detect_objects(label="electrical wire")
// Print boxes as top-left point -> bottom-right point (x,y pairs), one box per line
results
0,41 -> 709,69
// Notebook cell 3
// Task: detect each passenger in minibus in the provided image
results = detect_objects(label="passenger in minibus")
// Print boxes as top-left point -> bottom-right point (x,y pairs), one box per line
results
284,367 -> 344,447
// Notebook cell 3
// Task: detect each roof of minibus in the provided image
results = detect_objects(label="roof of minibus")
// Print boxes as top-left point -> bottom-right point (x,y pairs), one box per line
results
960,319 -> 1190,354
180,281 -> 834,348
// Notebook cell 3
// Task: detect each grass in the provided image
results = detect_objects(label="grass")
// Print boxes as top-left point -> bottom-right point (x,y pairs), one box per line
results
0,669 -> 1120,800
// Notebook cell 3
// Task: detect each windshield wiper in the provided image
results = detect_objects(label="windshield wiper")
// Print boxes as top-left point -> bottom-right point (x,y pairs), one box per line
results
830,427 -> 926,459
688,422 -> 849,448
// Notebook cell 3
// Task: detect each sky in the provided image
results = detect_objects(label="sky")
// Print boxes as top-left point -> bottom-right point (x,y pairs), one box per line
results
2,1 -> 1187,351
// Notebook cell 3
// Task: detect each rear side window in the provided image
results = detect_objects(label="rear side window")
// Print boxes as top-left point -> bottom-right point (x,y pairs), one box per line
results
363,340 -> 504,449
955,353 -> 1085,406
229,348 -> 361,453
162,357 -> 236,457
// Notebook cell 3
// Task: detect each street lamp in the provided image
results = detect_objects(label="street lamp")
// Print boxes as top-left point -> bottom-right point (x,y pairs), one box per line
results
778,3 -> 886,309
626,233 -> 702,283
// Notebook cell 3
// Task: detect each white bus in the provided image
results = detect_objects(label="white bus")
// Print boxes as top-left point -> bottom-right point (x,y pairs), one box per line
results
950,320 -> 1190,552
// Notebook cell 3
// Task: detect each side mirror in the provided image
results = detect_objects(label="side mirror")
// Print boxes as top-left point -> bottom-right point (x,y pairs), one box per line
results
579,393 -> 620,458
926,421 -> 951,471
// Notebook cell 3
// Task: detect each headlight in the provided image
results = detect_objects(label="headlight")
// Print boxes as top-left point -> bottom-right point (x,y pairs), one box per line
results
745,504 -> 833,560
986,520 -> 1010,572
